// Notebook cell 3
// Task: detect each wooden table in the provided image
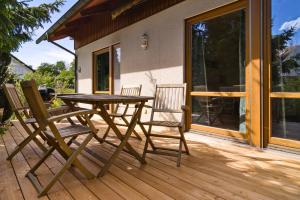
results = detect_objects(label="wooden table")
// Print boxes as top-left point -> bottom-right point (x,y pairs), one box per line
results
59,94 -> 153,177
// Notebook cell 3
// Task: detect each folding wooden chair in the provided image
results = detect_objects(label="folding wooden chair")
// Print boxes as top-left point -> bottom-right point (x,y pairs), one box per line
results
3,83 -> 49,160
3,84 -> 74,160
102,85 -> 142,141
139,84 -> 190,167
21,80 -> 98,197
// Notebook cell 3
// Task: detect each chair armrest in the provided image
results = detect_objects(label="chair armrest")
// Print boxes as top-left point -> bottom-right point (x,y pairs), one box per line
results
135,104 -> 152,109
48,105 -> 71,116
181,105 -> 190,112
47,110 -> 98,122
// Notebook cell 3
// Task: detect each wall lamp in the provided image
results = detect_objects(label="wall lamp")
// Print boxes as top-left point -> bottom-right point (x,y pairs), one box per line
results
140,33 -> 148,50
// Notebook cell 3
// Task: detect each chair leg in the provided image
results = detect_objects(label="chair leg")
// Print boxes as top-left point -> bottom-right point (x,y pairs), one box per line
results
60,134 -> 95,179
139,123 -> 155,150
7,128 -> 44,160
177,139 -> 183,167
26,146 -> 55,176
122,116 -> 142,140
102,116 -> 115,142
30,133 -> 94,197
38,135 -> 94,197
142,134 -> 150,160
142,125 -> 153,160
30,123 -> 47,141
178,126 -> 189,155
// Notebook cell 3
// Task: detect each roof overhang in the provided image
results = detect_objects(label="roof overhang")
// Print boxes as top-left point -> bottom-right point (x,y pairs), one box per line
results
36,0 -> 145,44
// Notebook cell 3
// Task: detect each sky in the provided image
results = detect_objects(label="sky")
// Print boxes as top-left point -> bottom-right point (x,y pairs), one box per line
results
12,0 -> 300,69
12,0 -> 78,69
272,0 -> 300,46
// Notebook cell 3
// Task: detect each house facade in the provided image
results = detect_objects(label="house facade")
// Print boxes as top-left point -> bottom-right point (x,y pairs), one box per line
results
37,0 -> 300,150
9,54 -> 34,78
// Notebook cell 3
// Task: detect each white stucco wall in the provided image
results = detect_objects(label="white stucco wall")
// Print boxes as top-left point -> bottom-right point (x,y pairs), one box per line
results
76,0 -> 236,96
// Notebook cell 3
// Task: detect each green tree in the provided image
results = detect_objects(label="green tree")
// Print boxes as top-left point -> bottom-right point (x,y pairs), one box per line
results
36,61 -> 66,76
24,60 -> 74,89
0,0 -> 64,53
0,0 -> 63,124
271,28 -> 300,91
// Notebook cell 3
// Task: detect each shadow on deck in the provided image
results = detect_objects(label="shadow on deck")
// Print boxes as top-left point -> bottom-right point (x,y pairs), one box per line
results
1,120 -> 300,200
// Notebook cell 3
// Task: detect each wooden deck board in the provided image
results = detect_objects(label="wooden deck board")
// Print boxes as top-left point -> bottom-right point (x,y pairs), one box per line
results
2,128 -> 49,200
0,120 -> 300,200
0,134 -> 24,200
9,125 -> 74,200
13,121 -> 101,200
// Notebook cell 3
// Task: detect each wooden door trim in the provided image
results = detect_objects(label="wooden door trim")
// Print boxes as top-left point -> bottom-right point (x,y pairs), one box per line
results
248,0 -> 263,147
270,137 -> 300,149
270,93 -> 300,98
93,47 -> 110,94
191,124 -> 247,140
185,0 -> 252,144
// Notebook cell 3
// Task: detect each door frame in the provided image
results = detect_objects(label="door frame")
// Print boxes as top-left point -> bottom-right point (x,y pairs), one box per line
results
185,0 -> 263,147
92,42 -> 121,95
93,47 -> 112,94
264,0 -> 300,149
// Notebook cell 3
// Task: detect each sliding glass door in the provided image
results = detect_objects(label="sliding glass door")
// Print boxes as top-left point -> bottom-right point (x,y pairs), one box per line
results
267,0 -> 300,148
186,1 -> 249,140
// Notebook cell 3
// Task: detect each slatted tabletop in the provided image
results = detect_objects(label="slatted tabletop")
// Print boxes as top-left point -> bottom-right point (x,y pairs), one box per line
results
59,94 -> 153,104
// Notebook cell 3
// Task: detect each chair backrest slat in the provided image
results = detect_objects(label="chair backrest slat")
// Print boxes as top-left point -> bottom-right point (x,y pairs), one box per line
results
21,80 -> 50,127
152,84 -> 186,113
120,85 -> 142,96
114,85 -> 142,114
3,84 -> 24,111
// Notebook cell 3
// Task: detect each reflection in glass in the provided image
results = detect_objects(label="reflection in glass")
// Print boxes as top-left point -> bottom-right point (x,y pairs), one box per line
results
191,10 -> 246,92
272,98 -> 300,141
192,96 -> 246,133
271,0 -> 300,92
95,51 -> 109,91
113,45 -> 121,94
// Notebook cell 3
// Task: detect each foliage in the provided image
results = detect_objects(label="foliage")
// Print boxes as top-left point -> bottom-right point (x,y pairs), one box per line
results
0,53 -> 17,124
271,27 -> 300,91
0,0 -> 63,125
24,60 -> 75,89
0,0 -> 64,53
271,27 -> 300,90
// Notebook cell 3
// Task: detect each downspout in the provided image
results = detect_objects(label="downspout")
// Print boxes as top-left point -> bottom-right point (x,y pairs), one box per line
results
49,40 -> 78,93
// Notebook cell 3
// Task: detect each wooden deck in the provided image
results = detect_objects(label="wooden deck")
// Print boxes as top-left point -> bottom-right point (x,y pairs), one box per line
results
1,120 -> 300,200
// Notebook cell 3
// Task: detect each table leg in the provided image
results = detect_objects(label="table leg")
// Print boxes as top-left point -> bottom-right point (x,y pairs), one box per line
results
63,100 -> 88,125
97,102 -> 146,177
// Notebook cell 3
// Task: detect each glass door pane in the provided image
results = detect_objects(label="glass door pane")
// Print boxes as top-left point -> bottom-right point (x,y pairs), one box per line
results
191,10 -> 246,92
113,44 -> 121,94
192,96 -> 246,133
190,9 -> 247,134
95,51 -> 109,92
270,0 -> 300,142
